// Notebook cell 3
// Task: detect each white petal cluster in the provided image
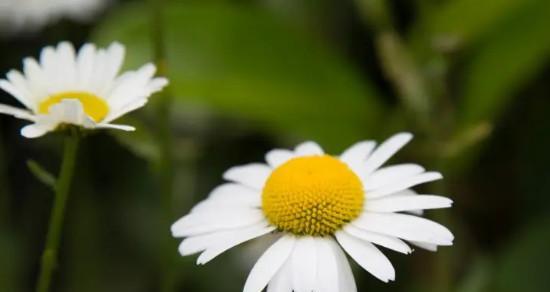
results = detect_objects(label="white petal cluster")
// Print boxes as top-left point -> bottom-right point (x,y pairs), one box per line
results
172,133 -> 454,291
0,41 -> 168,138
0,0 -> 108,33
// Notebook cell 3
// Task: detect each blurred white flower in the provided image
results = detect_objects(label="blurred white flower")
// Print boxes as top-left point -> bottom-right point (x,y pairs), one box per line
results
0,41 -> 168,138
172,133 -> 454,291
0,0 -> 108,32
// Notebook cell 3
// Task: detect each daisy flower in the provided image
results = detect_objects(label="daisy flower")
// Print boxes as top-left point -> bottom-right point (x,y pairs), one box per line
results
171,133 -> 454,291
0,41 -> 168,138
0,0 -> 108,33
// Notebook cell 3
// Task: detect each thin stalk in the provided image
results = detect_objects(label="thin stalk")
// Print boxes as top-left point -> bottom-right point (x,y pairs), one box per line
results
35,131 -> 80,292
149,0 -> 176,291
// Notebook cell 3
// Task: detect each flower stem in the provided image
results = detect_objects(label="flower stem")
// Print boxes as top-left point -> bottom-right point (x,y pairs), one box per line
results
35,131 -> 79,292
149,0 -> 176,291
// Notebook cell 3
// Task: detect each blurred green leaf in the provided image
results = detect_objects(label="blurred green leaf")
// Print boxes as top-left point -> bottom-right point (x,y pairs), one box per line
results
410,0 -> 536,53
27,159 -> 56,189
458,0 -> 550,127
92,2 -> 384,150
0,231 -> 24,292
107,116 -> 160,161
493,216 -> 550,292
456,257 -> 492,292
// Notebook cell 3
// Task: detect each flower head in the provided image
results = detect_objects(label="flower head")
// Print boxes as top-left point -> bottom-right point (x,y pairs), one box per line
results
172,133 -> 454,291
0,0 -> 107,33
0,41 -> 168,138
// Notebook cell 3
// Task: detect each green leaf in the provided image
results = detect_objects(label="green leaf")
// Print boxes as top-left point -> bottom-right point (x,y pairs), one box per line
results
458,0 -> 550,127
410,0 -> 536,54
92,2 -> 385,150
26,159 -> 56,189
493,216 -> 550,292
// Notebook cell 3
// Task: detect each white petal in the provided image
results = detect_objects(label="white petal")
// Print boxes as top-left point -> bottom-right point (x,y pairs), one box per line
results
340,140 -> 376,164
294,141 -> 324,156
336,231 -> 395,282
267,259 -> 292,292
56,42 -> 77,88
365,195 -> 453,212
96,123 -> 136,131
196,225 -> 276,264
20,123 -> 54,138
244,236 -> 296,292
409,241 -> 438,252
178,221 -> 271,256
0,104 -> 35,121
99,42 -> 125,94
23,58 -> 48,100
343,225 -> 411,254
367,172 -> 443,199
76,43 -> 96,89
223,163 -> 272,190
191,183 -> 261,213
171,209 -> 265,237
329,239 -> 357,292
47,99 -> 95,128
3,70 -> 35,109
315,238 -> 339,292
265,149 -> 294,168
290,237 -> 317,292
353,212 -> 454,245
103,63 -> 167,122
364,164 -> 425,190
362,132 -> 413,175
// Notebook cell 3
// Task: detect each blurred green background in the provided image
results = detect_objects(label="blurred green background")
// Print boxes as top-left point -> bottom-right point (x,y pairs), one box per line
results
1,0 -> 550,291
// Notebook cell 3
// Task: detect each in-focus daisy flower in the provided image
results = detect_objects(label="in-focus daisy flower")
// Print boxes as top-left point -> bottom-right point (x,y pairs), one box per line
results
172,133 -> 454,291
0,41 -> 168,138
0,0 -> 108,33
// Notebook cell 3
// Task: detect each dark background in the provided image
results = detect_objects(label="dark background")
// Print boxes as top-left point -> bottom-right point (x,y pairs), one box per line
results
1,0 -> 549,291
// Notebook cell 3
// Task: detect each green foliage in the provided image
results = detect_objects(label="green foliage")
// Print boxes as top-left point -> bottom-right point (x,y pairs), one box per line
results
458,0 -> 550,127
410,0 -> 536,53
93,2 -> 385,151
27,159 -> 56,189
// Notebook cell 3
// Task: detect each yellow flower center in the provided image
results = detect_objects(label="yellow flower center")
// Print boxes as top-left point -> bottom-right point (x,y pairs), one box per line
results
38,91 -> 109,122
262,155 -> 364,236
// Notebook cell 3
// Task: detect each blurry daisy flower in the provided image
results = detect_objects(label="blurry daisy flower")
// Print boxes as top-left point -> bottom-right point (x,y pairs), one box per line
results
172,133 -> 454,291
0,0 -> 108,33
0,41 -> 168,138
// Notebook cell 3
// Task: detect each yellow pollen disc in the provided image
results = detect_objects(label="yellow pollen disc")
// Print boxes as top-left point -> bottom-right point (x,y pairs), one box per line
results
38,91 -> 109,122
262,155 -> 364,237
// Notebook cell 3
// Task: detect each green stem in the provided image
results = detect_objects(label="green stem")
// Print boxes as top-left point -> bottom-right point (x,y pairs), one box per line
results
149,0 -> 176,291
35,131 -> 80,292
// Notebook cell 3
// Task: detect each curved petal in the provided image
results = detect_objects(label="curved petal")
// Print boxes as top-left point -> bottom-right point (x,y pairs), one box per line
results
329,239 -> 357,292
267,259 -> 292,292
178,221 -> 271,256
196,224 -> 276,264
191,183 -> 261,213
265,149 -> 294,168
365,195 -> 453,213
362,132 -> 413,175
409,241 -> 438,252
244,236 -> 296,292
336,231 -> 395,283
353,212 -> 454,245
0,104 -> 35,121
223,163 -> 272,190
367,172 -> 443,199
294,141 -> 324,156
315,238 -> 340,292
171,209 -> 265,237
343,225 -> 411,254
364,164 -> 425,190
339,140 -> 376,164
290,237 -> 317,292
